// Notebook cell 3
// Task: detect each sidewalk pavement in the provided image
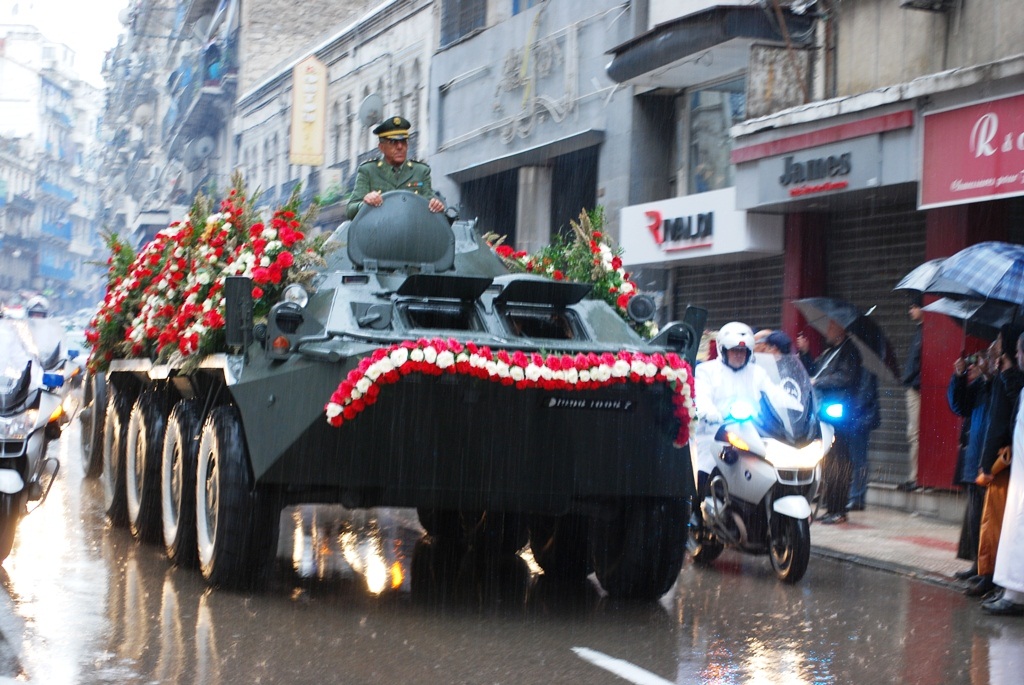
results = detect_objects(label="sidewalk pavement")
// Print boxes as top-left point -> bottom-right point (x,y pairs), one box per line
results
810,504 -> 969,587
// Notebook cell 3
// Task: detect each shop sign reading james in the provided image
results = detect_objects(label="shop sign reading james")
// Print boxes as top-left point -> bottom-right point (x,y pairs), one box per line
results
778,152 -> 851,196
921,93 -> 1024,208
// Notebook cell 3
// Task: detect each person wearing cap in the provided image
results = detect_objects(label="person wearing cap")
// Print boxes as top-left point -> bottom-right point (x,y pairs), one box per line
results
346,116 -> 445,220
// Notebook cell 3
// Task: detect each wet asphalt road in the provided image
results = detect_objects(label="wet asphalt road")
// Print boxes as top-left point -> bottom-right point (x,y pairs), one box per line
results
1,420 -> 1023,684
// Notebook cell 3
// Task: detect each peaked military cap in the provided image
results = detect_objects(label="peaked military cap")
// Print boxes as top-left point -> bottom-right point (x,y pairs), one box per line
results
373,116 -> 411,140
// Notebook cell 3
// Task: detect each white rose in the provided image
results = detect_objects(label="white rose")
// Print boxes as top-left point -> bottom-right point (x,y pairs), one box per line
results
613,360 -> 630,377
262,227 -> 278,240
525,365 -> 542,382
410,348 -> 425,362
326,403 -> 342,419
510,367 -> 525,381
580,369 -> 592,383
423,346 -> 438,364
565,368 -> 579,384
356,377 -> 372,394
390,348 -> 409,366
436,351 -> 455,369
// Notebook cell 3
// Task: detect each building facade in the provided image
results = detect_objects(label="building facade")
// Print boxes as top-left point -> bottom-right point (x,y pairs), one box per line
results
610,0 -> 1024,488
0,18 -> 104,311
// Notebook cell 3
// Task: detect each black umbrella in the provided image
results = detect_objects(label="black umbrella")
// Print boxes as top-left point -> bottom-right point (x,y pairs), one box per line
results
921,297 -> 1016,341
793,297 -> 900,382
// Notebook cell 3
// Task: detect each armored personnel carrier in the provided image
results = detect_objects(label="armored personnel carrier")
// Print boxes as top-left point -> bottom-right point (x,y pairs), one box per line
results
80,191 -> 705,599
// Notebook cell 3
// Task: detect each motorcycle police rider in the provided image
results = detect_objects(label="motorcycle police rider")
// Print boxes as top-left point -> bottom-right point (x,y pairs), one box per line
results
693,322 -> 798,494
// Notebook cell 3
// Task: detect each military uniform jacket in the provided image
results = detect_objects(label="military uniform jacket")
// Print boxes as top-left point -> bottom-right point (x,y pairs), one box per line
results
346,158 -> 434,219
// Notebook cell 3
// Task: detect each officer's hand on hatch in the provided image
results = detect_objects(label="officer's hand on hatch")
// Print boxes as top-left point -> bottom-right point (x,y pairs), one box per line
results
363,190 -> 384,207
428,197 -> 444,213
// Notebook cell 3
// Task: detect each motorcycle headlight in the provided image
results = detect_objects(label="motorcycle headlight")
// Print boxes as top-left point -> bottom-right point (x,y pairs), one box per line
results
763,439 -> 825,469
0,409 -> 39,440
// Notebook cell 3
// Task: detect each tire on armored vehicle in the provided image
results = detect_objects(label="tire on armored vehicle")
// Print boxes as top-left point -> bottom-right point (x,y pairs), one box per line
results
161,399 -> 201,567
590,498 -> 688,600
529,514 -> 591,582
125,391 -> 168,543
102,387 -> 133,527
80,372 -> 106,479
195,405 -> 280,589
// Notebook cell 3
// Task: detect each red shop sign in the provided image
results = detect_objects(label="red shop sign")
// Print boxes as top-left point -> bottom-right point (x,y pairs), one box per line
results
921,93 -> 1024,209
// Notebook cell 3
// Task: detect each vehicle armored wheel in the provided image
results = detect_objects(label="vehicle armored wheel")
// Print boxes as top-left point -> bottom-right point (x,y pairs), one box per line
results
591,498 -> 688,600
0,492 -> 25,564
80,372 -> 106,479
195,405 -> 280,589
125,392 -> 168,543
686,508 -> 724,566
416,508 -> 467,545
528,514 -> 591,582
102,387 -> 132,527
161,400 -> 201,566
466,511 -> 528,557
769,515 -> 811,583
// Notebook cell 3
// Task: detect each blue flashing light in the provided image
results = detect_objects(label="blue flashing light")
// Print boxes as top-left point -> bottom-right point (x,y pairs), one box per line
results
824,403 -> 844,420
42,373 -> 64,390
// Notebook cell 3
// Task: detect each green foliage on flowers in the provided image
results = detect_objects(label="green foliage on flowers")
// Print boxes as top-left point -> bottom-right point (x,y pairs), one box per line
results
86,173 -> 329,372
487,207 -> 657,338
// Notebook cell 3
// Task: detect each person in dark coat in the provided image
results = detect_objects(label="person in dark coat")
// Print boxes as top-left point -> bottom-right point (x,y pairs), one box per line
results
811,320 -> 865,524
346,116 -> 445,219
948,346 -> 993,577
898,296 -> 923,491
965,323 -> 1024,598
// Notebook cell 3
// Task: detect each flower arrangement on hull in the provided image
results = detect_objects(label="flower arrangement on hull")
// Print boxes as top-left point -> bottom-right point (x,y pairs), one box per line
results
325,338 -> 696,446
86,174 -> 327,372
487,207 -> 657,338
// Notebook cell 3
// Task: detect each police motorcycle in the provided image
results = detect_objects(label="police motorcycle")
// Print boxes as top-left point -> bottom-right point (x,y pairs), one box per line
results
0,319 -> 68,563
687,352 -> 833,583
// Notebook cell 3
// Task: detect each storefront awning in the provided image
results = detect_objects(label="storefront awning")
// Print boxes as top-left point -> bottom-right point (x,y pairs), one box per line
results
605,6 -> 815,90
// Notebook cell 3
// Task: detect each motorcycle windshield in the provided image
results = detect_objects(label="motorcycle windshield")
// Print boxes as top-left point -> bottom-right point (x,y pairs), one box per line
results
0,321 -> 42,402
751,352 -> 820,445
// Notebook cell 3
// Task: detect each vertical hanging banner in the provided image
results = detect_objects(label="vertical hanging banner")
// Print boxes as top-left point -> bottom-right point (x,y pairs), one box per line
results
289,56 -> 327,166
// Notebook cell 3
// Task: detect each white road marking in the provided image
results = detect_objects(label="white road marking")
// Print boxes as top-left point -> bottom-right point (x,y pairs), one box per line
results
572,647 -> 675,685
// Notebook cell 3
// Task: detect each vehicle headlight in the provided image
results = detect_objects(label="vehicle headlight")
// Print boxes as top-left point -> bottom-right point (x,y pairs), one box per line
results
282,283 -> 309,308
763,439 -> 825,469
0,409 -> 39,440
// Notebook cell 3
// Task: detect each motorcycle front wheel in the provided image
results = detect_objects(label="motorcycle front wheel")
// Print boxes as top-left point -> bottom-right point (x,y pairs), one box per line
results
769,515 -> 811,583
0,492 -> 25,564
686,508 -> 724,566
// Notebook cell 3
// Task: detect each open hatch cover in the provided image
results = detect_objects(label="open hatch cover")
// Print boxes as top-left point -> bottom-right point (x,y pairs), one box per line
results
396,274 -> 493,300
493,278 -> 593,307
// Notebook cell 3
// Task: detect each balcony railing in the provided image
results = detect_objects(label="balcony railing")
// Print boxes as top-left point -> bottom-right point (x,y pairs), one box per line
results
38,181 -> 75,203
41,220 -> 73,241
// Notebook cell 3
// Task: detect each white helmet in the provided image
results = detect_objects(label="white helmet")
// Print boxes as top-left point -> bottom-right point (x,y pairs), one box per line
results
717,321 -> 755,370
26,295 -> 50,318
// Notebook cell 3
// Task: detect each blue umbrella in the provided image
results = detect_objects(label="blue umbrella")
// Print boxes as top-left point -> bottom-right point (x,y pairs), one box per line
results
938,241 -> 1024,305
893,257 -> 981,299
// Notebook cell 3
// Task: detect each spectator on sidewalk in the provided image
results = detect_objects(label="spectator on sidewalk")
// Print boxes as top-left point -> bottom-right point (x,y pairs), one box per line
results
811,320 -> 865,525
983,331 -> 1024,616
763,330 -> 792,358
898,296 -> 923,492
846,366 -> 880,512
753,328 -> 773,354
796,329 -> 816,374
967,323 -> 1024,599
948,346 -> 993,579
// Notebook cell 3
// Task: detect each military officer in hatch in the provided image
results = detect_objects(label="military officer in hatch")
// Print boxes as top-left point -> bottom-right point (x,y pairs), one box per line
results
345,116 -> 446,220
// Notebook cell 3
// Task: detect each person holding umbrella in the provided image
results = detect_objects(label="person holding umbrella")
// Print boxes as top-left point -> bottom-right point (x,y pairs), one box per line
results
810,319 -> 865,524
966,322 -> 1024,599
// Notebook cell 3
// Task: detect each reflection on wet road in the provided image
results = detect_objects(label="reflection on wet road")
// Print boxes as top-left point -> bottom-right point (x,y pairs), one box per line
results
1,422 -> 1023,684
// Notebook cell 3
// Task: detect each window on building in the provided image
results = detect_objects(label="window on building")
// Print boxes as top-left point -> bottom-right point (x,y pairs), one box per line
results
440,0 -> 486,47
685,77 -> 746,194
512,0 -> 541,15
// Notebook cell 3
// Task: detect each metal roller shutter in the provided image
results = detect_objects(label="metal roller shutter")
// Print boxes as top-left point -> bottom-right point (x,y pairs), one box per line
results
826,200 -> 926,484
671,256 -> 786,332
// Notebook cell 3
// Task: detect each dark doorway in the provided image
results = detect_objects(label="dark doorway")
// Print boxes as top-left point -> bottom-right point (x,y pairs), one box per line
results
551,146 -> 598,238
461,169 -> 518,243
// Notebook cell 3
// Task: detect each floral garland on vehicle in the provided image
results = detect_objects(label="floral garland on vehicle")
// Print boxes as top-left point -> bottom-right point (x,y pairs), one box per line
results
486,207 -> 657,339
324,338 -> 695,446
86,174 -> 327,372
